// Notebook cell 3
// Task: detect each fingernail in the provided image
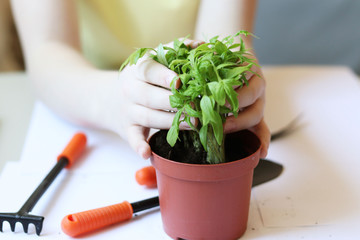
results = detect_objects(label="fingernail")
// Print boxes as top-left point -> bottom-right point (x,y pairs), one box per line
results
175,78 -> 181,89
167,74 -> 179,88
138,146 -> 151,159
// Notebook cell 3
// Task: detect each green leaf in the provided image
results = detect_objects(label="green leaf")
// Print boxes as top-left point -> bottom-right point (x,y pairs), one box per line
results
200,96 -> 215,125
169,94 -> 184,108
210,112 -> 224,145
169,59 -> 187,71
165,51 -> 177,65
208,82 -> 226,106
223,78 -> 242,87
237,30 -> 258,39
182,86 -> 196,98
199,124 -> 208,151
224,65 -> 252,79
194,43 -> 211,52
214,41 -> 228,55
179,73 -> 191,85
228,43 -> 241,50
177,47 -> 189,58
119,48 -> 153,71
184,115 -> 197,131
198,60 -> 212,75
156,43 -> 168,66
181,63 -> 192,74
222,34 -> 234,46
223,82 -> 239,111
173,34 -> 190,51
184,104 -> 201,118
173,108 -> 183,124
166,109 -> 183,147
173,38 -> 181,51
209,35 -> 219,44
166,125 -> 179,147
216,62 -> 238,70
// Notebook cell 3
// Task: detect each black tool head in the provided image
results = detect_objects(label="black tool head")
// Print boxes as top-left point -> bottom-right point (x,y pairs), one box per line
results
0,212 -> 44,235
252,158 -> 283,187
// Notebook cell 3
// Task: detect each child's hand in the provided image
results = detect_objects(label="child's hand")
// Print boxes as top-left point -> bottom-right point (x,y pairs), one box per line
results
112,39 -> 269,159
223,64 -> 270,158
110,40 -> 203,159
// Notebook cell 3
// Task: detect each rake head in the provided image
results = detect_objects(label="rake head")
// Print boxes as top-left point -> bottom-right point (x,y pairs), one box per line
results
0,134 -> 87,237
0,212 -> 44,235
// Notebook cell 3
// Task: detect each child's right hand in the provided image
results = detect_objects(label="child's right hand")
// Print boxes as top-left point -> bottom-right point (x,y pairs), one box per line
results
105,39 -> 203,159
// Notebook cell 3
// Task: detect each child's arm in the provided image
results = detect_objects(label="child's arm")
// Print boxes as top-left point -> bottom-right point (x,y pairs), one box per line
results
10,0 -> 193,159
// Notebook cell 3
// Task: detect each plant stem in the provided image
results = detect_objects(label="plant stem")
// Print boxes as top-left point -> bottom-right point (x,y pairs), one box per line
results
206,125 -> 225,164
182,130 -> 207,164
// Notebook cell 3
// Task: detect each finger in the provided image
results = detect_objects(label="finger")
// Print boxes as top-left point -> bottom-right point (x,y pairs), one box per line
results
236,73 -> 265,109
183,39 -> 205,49
163,39 -> 204,49
248,119 -> 271,158
223,97 -> 265,133
130,80 -> 175,111
127,125 -> 151,159
131,105 -> 192,130
135,39 -> 204,89
233,62 -> 258,91
135,58 -> 179,89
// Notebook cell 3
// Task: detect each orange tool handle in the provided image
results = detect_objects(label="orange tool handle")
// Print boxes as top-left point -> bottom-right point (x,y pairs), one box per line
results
135,166 -> 157,188
57,132 -> 87,168
61,201 -> 133,237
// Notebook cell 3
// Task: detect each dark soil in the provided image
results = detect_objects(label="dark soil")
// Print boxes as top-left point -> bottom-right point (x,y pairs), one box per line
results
149,130 -> 207,164
149,130 -> 257,164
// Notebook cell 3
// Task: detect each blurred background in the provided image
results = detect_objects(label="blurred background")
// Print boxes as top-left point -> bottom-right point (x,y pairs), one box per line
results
254,0 -> 360,75
1,0 -> 359,74
0,0 -> 24,72
0,0 -> 31,171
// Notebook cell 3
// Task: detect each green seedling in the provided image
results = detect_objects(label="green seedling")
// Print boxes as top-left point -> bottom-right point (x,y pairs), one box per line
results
120,31 -> 258,164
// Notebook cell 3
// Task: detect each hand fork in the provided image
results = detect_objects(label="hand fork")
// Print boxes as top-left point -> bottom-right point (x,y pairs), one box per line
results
0,132 -> 87,235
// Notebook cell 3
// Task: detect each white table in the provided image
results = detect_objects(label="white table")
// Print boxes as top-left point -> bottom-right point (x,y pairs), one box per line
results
0,72 -> 35,170
0,66 -> 359,239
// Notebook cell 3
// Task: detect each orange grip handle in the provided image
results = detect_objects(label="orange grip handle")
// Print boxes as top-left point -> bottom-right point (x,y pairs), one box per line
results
57,132 -> 87,168
135,166 -> 157,188
61,201 -> 133,237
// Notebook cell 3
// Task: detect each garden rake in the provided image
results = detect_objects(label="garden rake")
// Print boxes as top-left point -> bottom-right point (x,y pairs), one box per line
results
0,132 -> 87,235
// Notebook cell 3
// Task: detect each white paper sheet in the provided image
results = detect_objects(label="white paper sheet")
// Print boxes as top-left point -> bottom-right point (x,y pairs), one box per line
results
0,162 -> 166,239
256,66 -> 360,229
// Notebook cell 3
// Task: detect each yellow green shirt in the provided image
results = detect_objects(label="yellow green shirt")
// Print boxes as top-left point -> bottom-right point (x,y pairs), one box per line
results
76,0 -> 200,69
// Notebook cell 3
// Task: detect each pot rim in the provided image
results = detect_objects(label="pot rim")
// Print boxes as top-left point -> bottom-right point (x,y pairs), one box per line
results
150,130 -> 261,182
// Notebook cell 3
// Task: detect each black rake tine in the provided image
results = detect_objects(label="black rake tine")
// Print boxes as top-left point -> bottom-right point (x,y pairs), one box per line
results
10,222 -> 16,232
0,213 -> 44,235
0,134 -> 86,236
35,223 -> 42,236
22,222 -> 29,234
9,221 -> 16,232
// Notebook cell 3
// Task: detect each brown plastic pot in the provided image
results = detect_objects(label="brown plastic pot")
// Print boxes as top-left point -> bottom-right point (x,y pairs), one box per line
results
150,130 -> 261,240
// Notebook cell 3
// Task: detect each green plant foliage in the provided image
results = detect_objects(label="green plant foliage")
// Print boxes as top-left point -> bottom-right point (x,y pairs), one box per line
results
120,31 -> 257,164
